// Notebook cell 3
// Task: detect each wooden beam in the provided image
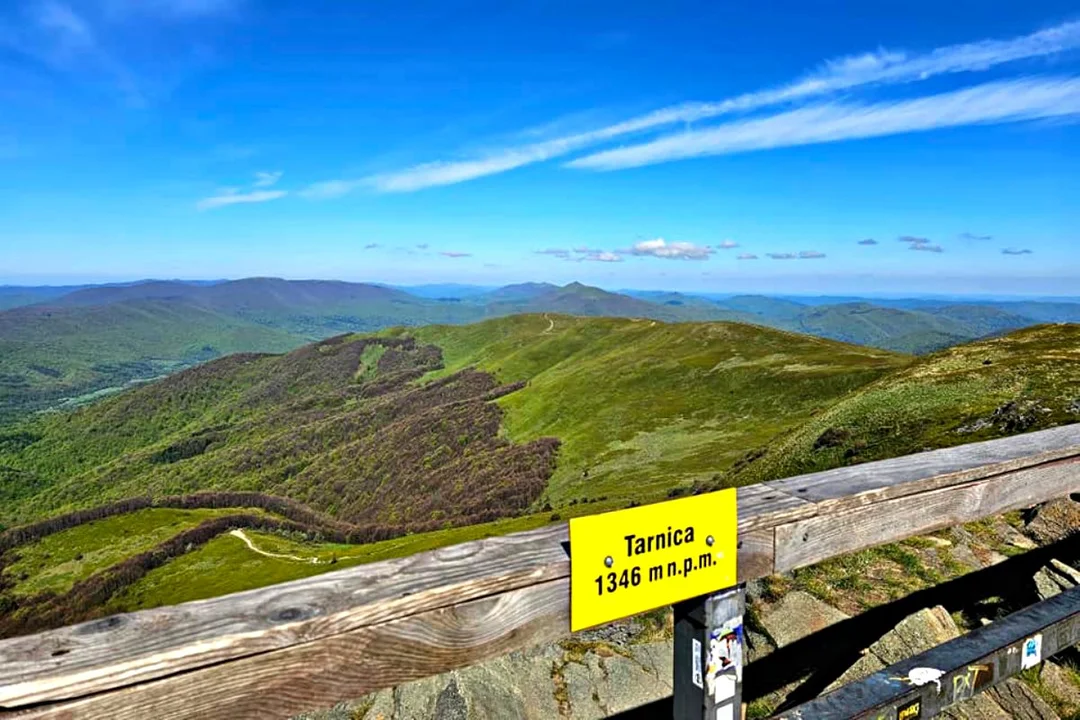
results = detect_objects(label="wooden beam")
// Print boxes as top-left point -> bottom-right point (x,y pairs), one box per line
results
12,581 -> 571,720
773,455 -> 1080,572
0,425 -> 1077,718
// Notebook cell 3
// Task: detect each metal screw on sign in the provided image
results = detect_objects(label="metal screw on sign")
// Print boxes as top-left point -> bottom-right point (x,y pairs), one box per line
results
604,556 -> 613,568
706,536 -> 714,547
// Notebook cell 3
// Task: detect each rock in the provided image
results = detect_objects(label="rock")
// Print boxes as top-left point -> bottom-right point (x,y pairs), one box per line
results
949,542 -> 985,571
1035,568 -> 1066,600
757,591 -> 850,648
433,678 -> 469,720
825,607 -> 959,692
923,536 -> 953,548
1034,559 -> 1079,601
870,606 -> 961,666
1039,661 -> 1080,717
991,520 -> 1037,550
1068,398 -> 1080,415
745,628 -> 774,664
1050,558 -> 1080,584
1025,499 -> 1080,545
988,677 -> 1062,720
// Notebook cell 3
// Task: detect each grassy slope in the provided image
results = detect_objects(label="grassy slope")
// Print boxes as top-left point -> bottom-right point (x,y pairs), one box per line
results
397,315 -> 907,505
725,323 -> 1080,485
0,300 -> 302,419
3,507 -> 272,598
0,333 -> 559,532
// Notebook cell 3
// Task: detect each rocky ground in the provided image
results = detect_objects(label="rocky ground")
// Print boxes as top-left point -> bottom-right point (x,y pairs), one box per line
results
297,497 -> 1080,720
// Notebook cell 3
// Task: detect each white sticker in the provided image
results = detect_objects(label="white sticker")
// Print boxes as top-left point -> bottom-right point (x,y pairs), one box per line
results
692,638 -> 703,688
715,704 -> 734,720
714,674 -> 736,702
1021,634 -> 1043,670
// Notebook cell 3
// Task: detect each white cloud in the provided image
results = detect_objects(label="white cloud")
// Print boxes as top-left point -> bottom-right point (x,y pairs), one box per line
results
300,180 -> 361,199
629,238 -> 713,260
568,77 -> 1080,171
911,243 -> 945,253
766,253 -> 797,260
196,189 -> 286,211
799,250 -> 827,259
440,251 -> 472,258
577,250 -> 623,263
1002,248 -> 1033,255
858,238 -> 878,245
737,253 -> 758,260
253,170 -> 283,188
717,239 -> 739,249
320,20 -> 1080,193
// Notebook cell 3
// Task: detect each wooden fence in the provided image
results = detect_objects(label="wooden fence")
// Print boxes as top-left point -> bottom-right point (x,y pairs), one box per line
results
0,424 -> 1078,719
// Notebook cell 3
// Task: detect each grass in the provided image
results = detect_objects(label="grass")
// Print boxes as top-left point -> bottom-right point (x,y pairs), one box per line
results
400,315 -> 906,507
726,323 -> 1080,486
1,507 -> 275,598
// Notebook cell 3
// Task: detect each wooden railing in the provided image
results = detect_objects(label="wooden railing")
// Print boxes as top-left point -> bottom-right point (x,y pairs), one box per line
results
0,424 -> 1078,719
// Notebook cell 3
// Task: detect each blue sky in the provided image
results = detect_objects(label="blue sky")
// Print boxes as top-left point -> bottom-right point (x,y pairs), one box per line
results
1,0 -> 1078,295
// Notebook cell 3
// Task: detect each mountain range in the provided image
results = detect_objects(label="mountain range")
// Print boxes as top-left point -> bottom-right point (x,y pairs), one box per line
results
2,277 -> 1079,421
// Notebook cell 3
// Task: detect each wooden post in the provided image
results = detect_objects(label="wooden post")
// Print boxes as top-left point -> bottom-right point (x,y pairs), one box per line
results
673,585 -> 746,720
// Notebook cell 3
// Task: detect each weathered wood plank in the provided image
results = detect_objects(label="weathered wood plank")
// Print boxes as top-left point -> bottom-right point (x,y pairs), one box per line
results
769,423 -> 1080,506
737,529 -> 775,582
773,455 -> 1080,572
736,484 -> 816,531
0,523 -> 570,708
5,580 -> 570,720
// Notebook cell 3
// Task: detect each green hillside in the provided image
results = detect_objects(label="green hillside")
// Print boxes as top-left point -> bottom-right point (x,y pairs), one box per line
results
723,323 -> 1080,485
0,300 -> 301,421
394,315 -> 906,504
0,316 -> 903,527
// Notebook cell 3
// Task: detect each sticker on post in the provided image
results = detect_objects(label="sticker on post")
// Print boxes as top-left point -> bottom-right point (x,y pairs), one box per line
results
706,615 -> 744,704
568,490 -> 737,631
1021,633 -> 1043,670
692,638 -> 703,689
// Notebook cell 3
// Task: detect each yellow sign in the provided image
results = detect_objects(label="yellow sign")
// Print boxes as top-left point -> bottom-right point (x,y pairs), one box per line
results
569,489 -> 737,631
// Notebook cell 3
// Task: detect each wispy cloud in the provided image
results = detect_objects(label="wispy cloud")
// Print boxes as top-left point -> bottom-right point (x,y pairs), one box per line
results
765,251 -> 826,260
196,189 -> 286,211
858,238 -> 878,245
440,251 -> 472,258
629,238 -> 713,260
716,239 -> 739,249
737,253 -> 758,260
196,171 -> 289,210
535,248 -> 571,259
568,77 -> 1080,171
577,250 -> 623,263
960,232 -> 993,240
1002,247 -> 1034,255
315,21 -> 1080,193
253,170 -> 283,188
416,243 -> 429,250
899,236 -> 944,253
363,243 -> 379,250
